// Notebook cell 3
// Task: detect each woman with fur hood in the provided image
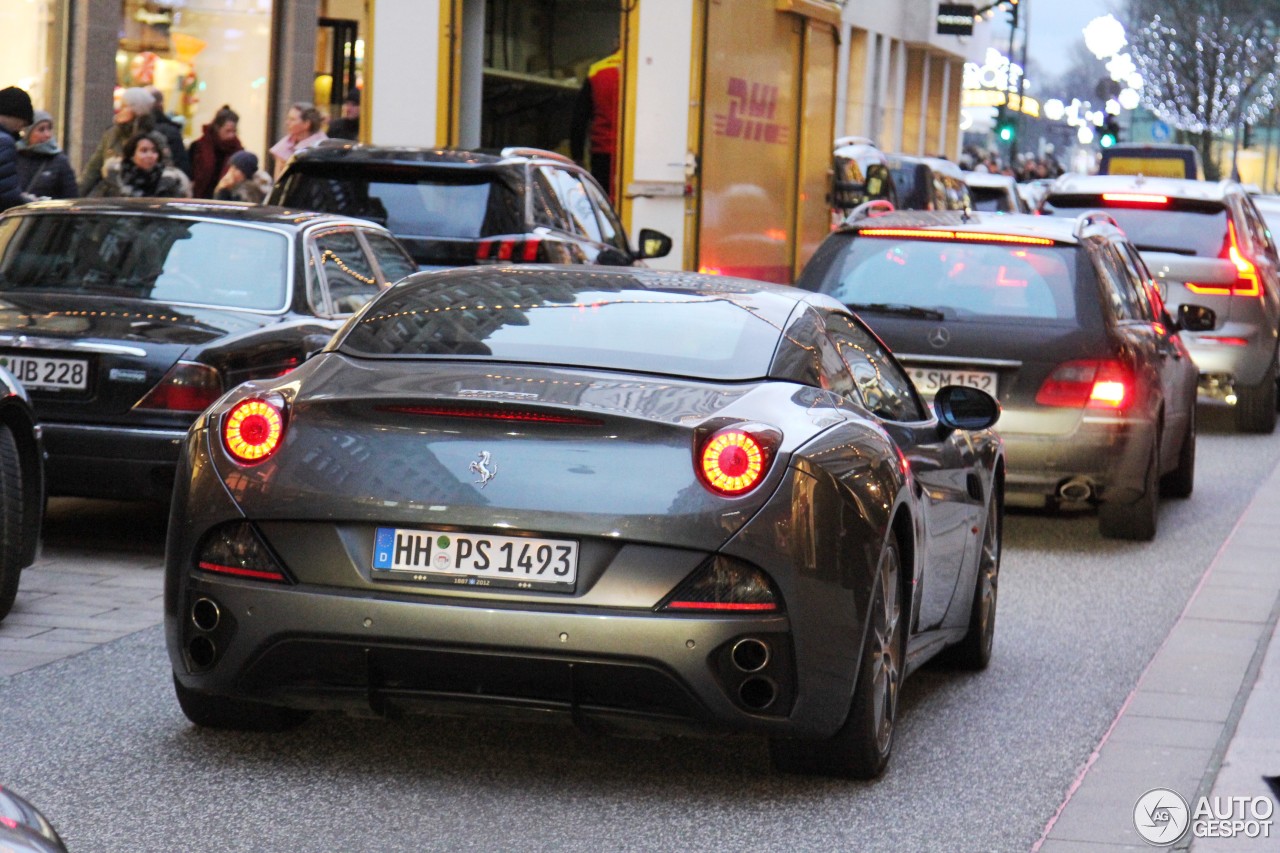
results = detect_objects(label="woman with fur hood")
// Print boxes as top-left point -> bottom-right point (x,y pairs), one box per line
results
95,130 -> 191,198
78,86 -> 156,196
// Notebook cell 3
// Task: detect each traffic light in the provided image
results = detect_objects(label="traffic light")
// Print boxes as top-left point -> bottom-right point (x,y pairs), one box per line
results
996,107 -> 1016,143
1100,118 -> 1120,148
1006,0 -> 1019,27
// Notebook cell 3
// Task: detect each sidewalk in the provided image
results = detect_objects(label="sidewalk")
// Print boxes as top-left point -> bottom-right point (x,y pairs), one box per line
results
1036,462 -> 1280,851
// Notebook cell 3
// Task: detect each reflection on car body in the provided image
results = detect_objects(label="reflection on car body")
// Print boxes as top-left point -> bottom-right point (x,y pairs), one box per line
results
165,265 -> 1003,780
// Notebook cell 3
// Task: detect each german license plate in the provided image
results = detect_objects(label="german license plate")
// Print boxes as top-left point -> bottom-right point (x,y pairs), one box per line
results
909,367 -> 997,397
0,353 -> 89,391
371,527 -> 578,591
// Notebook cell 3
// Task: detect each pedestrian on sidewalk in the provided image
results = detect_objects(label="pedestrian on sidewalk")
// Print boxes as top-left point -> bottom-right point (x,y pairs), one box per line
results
15,110 -> 77,200
79,86 -> 156,196
146,86 -> 189,176
269,102 -> 327,181
326,91 -> 360,141
213,150 -> 272,204
187,105 -> 243,199
95,130 -> 192,198
0,86 -> 34,211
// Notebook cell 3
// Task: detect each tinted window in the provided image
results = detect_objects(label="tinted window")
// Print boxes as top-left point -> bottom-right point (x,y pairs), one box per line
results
1042,196 -> 1227,257
543,168 -> 604,242
582,178 -> 628,252
0,214 -> 289,311
278,168 -> 522,238
1093,244 -> 1143,321
315,230 -> 380,314
362,231 -> 417,284
969,186 -> 1014,212
803,233 -> 1078,322
338,272 -> 786,380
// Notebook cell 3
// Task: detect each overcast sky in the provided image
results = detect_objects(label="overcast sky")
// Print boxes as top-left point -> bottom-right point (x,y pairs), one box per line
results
1022,0 -> 1116,78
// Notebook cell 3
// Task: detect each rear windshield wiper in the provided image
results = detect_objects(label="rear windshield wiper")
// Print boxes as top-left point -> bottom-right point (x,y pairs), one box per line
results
1132,244 -> 1198,256
848,302 -> 946,321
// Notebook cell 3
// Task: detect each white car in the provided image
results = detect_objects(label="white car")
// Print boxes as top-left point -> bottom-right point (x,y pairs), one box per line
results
964,171 -> 1030,213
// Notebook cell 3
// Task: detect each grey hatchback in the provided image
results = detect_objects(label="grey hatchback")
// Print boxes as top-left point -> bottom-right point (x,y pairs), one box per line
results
796,210 -> 1215,540
1040,175 -> 1280,432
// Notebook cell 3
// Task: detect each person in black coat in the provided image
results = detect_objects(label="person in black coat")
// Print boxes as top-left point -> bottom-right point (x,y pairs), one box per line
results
0,85 -> 34,211
147,87 -> 189,176
15,110 -> 77,200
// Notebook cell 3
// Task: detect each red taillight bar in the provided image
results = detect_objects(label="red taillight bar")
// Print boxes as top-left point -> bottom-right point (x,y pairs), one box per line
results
197,561 -> 287,582
476,238 -> 543,263
1101,192 -> 1170,205
1187,220 -> 1260,296
377,404 -> 603,425
663,600 -> 779,611
856,228 -> 1054,246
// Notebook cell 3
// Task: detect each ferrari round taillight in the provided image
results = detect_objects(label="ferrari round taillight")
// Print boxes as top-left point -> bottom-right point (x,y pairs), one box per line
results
699,429 -> 768,495
223,398 -> 284,464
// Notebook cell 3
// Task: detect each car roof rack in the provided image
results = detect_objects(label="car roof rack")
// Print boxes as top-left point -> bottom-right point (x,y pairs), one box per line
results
1074,210 -> 1120,238
500,146 -> 575,165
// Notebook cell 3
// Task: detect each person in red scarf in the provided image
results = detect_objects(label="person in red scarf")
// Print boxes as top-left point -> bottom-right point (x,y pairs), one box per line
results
187,105 -> 243,199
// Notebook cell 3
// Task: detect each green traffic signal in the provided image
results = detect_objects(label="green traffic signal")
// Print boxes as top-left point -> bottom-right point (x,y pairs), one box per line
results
1100,132 -> 1116,148
998,124 -> 1015,142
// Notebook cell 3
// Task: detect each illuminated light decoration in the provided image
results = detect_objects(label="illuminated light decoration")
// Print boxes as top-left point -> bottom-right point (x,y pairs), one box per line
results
1084,14 -> 1128,60
1187,221 -> 1260,296
1078,126 -> 1095,145
1118,88 -> 1142,110
857,228 -> 1054,246
1044,98 -> 1066,121
1132,14 -> 1280,134
376,404 -> 604,426
223,398 -> 285,464
699,429 -> 767,496
1102,193 -> 1169,205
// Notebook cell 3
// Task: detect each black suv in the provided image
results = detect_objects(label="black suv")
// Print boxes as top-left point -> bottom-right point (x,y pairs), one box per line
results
268,144 -> 672,269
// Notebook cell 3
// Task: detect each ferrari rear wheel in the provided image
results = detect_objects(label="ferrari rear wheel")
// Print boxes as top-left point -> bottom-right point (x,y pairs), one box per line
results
0,424 -> 24,622
944,485 -> 1001,670
770,540 -> 903,779
173,675 -> 312,732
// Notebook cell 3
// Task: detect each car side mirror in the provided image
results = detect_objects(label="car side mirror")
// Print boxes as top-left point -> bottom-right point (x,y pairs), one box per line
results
636,228 -> 672,260
1176,303 -> 1216,332
934,385 -> 1001,432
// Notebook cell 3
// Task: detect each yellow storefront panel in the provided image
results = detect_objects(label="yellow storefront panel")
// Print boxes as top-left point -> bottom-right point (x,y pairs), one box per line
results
697,1 -> 800,283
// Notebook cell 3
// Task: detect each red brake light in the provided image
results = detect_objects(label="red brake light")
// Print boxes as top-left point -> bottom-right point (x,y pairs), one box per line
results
476,238 -> 544,263
1101,192 -> 1170,206
223,397 -> 285,464
1187,220 -> 1260,296
659,556 -> 782,612
1035,360 -> 1131,409
133,361 -> 223,412
698,427 -> 772,496
856,228 -> 1054,246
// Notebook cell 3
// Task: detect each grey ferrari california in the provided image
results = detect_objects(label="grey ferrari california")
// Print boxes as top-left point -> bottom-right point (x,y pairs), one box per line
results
164,265 -> 1004,779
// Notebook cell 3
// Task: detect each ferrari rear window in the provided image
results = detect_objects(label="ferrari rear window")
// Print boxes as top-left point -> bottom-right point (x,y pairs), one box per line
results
0,213 -> 289,311
336,271 -> 785,380
804,232 -> 1079,322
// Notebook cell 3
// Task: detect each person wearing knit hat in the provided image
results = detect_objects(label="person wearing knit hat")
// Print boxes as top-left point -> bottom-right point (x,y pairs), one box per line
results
0,85 -> 35,211
16,109 -> 77,200
213,148 -> 272,204
78,86 -> 157,196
